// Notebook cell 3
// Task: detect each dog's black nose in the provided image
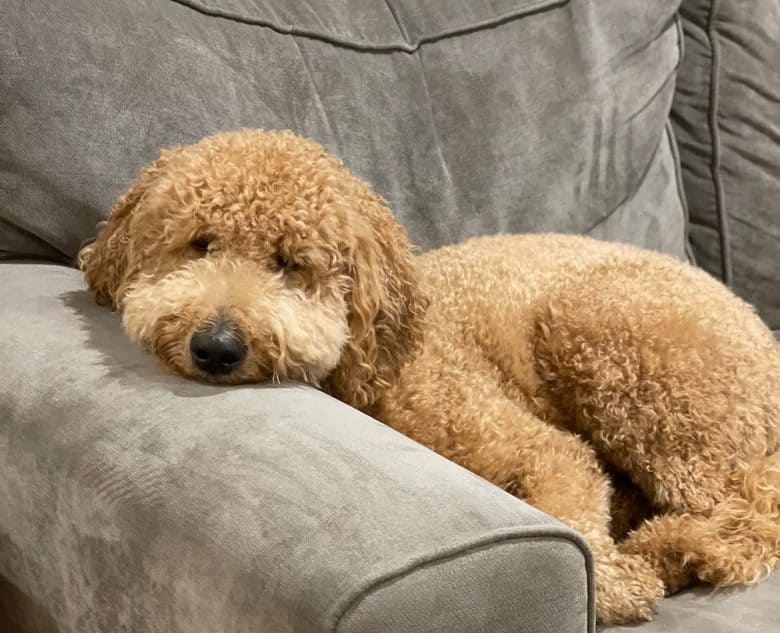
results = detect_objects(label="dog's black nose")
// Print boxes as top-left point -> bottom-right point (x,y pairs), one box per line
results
190,321 -> 246,375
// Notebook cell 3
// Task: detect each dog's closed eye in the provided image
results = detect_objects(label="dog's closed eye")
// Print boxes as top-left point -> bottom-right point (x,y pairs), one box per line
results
274,253 -> 301,273
190,236 -> 212,253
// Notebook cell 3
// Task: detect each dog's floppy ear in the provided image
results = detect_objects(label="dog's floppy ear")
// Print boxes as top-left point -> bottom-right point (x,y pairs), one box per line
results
78,150 -> 175,309
327,185 -> 429,410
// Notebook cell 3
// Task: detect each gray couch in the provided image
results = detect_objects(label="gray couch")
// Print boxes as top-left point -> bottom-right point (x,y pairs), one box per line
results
1,1 -> 778,632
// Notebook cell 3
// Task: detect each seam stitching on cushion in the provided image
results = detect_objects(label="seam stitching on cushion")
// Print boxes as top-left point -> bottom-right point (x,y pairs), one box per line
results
705,0 -> 732,285
330,527 -> 595,633
168,0 -> 569,53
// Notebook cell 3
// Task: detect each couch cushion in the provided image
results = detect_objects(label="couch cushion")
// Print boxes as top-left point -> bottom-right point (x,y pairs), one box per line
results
671,0 -> 780,329
600,572 -> 780,633
1,0 -> 687,262
0,261 -> 593,633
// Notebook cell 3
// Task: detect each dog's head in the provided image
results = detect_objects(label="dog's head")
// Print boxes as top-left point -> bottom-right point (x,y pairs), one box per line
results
78,130 -> 428,408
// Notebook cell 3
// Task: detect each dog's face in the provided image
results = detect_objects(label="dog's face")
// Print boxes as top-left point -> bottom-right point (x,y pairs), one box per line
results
79,130 -> 427,407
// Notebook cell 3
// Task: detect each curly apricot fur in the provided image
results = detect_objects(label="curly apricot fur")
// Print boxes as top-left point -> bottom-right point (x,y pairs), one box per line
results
80,130 -> 780,624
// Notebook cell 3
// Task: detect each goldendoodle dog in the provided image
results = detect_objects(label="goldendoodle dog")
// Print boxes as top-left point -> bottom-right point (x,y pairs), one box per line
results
79,129 -> 780,624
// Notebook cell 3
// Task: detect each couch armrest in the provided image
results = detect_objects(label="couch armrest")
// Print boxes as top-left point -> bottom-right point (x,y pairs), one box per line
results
0,262 -> 594,633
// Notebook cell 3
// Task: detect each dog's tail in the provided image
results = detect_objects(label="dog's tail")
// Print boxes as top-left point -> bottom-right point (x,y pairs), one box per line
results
686,452 -> 780,586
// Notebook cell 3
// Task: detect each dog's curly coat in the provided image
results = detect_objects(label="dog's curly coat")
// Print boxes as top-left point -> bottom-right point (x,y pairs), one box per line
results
79,130 -> 780,624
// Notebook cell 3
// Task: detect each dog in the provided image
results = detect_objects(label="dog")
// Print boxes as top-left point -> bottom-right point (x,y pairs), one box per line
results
79,129 -> 780,624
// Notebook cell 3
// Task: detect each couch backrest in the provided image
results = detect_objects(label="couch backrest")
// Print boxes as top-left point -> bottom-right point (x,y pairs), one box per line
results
0,0 -> 687,263
672,0 -> 780,329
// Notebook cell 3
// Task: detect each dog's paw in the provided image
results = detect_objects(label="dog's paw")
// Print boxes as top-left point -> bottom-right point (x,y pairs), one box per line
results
594,553 -> 665,624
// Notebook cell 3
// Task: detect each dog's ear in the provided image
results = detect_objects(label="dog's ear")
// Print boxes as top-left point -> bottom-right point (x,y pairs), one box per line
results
78,150 -> 175,309
327,185 -> 429,410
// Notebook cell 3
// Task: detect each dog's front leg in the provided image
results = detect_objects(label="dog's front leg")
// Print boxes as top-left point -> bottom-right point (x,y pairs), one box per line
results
379,382 -> 664,624
466,403 -> 664,624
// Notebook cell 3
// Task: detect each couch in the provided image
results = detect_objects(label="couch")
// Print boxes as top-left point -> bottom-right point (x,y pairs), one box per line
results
1,1 -> 778,631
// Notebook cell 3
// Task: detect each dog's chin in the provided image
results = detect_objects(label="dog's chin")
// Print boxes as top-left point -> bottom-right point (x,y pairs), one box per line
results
176,358 -> 268,385
149,340 -> 340,387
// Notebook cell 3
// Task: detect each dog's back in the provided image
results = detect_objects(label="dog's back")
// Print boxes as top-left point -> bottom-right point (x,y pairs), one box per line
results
405,232 -> 780,595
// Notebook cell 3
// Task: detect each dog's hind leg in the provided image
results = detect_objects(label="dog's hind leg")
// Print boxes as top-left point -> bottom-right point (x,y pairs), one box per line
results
620,453 -> 780,593
531,260 -> 780,594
